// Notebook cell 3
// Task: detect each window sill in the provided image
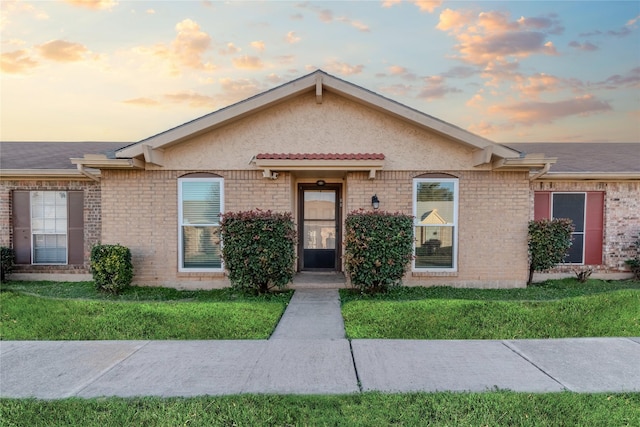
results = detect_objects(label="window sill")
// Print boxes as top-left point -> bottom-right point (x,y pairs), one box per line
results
177,271 -> 226,278
412,271 -> 458,277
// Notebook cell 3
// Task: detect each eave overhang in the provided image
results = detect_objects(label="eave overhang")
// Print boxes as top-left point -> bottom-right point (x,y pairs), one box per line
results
70,155 -> 145,170
0,169 -> 99,180
254,153 -> 385,179
532,172 -> 640,181
492,155 -> 557,171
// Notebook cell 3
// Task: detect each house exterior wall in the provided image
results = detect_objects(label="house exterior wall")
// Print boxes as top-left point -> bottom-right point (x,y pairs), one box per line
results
530,180 -> 640,274
0,179 -> 101,276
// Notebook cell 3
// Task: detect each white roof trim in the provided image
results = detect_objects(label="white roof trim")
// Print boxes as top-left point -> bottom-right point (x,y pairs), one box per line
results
0,169 -> 99,180
116,70 -> 522,162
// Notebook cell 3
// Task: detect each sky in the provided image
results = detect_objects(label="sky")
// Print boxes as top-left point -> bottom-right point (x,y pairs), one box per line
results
1,0 -> 639,144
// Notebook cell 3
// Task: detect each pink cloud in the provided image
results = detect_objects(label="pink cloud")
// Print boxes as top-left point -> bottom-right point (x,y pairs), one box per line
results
489,94 -> 612,125
0,49 -> 38,74
232,55 -> 264,70
324,60 -> 364,76
37,40 -> 90,62
63,0 -> 118,10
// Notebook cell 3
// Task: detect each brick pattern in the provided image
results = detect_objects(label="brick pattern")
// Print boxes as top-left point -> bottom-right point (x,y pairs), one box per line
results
0,179 -> 101,274
531,180 -> 640,273
346,170 -> 531,288
100,170 -> 292,287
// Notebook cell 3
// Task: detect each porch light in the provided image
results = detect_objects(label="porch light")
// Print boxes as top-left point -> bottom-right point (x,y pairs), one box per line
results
316,180 -> 326,186
371,194 -> 380,210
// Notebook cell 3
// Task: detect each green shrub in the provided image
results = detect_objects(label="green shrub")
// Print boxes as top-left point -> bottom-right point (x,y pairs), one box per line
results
1,246 -> 15,282
344,210 -> 414,293
90,244 -> 133,294
528,218 -> 574,286
220,210 -> 296,294
624,237 -> 640,280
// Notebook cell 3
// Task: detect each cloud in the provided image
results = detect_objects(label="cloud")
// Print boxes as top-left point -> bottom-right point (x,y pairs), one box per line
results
378,83 -> 413,97
218,77 -> 264,104
137,19 -> 214,75
387,65 -> 418,80
1,0 -> 49,30
324,60 -> 364,75
382,0 -> 442,13
63,0 -> 118,10
437,8 -> 561,73
232,55 -> 264,70
0,49 -> 38,74
442,65 -> 476,79
597,67 -> 640,89
164,91 -> 216,108
122,97 -> 160,107
298,3 -> 370,31
250,41 -> 265,52
569,40 -> 598,51
515,73 -> 562,98
417,75 -> 461,100
489,94 -> 612,125
219,42 -> 240,55
37,40 -> 90,62
285,31 -> 301,44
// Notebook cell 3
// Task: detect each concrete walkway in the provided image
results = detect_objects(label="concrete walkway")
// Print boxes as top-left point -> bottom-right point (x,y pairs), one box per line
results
1,288 -> 639,398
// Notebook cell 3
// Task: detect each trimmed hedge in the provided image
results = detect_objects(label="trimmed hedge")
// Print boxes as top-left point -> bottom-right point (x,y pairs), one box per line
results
528,218 -> 574,286
220,210 -> 297,294
90,244 -> 133,294
344,210 -> 414,293
1,246 -> 14,282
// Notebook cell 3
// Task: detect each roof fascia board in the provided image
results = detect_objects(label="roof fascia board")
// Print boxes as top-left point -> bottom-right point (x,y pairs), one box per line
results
533,172 -> 640,181
117,73 -> 321,159
0,169 -> 98,180
71,157 -> 145,169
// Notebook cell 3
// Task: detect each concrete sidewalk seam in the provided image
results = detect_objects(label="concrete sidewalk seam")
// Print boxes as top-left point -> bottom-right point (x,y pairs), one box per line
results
348,339 -> 363,392
501,341 -> 569,392
69,341 -> 152,398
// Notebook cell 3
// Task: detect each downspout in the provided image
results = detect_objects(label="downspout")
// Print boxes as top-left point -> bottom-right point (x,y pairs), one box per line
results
76,164 -> 100,182
529,162 -> 552,181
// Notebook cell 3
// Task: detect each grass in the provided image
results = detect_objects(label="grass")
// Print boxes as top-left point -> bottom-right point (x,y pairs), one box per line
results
341,279 -> 640,339
0,281 -> 292,340
1,392 -> 639,426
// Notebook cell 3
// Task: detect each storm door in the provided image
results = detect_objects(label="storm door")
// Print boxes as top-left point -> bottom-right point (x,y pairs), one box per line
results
298,184 -> 341,271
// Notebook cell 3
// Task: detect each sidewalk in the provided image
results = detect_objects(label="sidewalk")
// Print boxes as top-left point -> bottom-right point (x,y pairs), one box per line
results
1,289 -> 639,399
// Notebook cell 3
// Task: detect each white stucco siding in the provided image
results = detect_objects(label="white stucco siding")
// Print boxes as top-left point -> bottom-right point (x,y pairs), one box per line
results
157,91 -> 479,171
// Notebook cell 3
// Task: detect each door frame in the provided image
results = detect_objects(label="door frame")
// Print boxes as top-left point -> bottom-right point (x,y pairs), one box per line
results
297,183 -> 342,271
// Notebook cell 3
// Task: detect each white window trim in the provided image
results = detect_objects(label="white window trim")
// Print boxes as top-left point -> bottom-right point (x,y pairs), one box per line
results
31,191 -> 68,265
412,178 -> 459,272
551,192 -> 586,265
178,177 -> 224,273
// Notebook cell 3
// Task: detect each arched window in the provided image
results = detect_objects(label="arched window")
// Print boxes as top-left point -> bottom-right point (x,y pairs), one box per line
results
178,175 -> 224,272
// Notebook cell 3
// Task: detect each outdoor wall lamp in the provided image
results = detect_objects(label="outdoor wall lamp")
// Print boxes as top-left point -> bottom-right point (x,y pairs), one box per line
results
371,194 -> 380,210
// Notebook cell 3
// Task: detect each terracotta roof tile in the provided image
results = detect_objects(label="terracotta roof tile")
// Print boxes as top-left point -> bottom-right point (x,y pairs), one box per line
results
256,153 -> 385,160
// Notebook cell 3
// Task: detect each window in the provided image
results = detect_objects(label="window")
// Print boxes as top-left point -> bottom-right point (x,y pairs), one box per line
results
12,190 -> 84,266
31,191 -> 67,264
534,191 -> 604,265
413,178 -> 458,271
178,177 -> 224,272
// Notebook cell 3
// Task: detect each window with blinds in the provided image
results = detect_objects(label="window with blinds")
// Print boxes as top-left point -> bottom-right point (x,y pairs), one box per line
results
178,178 -> 224,271
31,191 -> 67,264
413,178 -> 458,271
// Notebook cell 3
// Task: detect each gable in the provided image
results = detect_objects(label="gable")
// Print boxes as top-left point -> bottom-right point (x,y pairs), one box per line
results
154,90 -> 479,171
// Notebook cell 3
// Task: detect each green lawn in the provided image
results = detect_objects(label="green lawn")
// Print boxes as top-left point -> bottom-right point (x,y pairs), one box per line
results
0,281 -> 291,340
341,279 -> 640,339
1,392 -> 639,426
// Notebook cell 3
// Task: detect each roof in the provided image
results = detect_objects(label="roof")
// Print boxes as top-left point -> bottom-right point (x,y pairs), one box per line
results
256,153 -> 385,160
506,143 -> 640,178
115,70 -> 522,163
0,142 -> 126,170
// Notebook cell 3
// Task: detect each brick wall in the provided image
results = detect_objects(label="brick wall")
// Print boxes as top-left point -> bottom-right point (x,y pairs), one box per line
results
0,179 -> 101,274
347,170 -> 531,288
531,180 -> 640,273
100,170 -> 293,288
